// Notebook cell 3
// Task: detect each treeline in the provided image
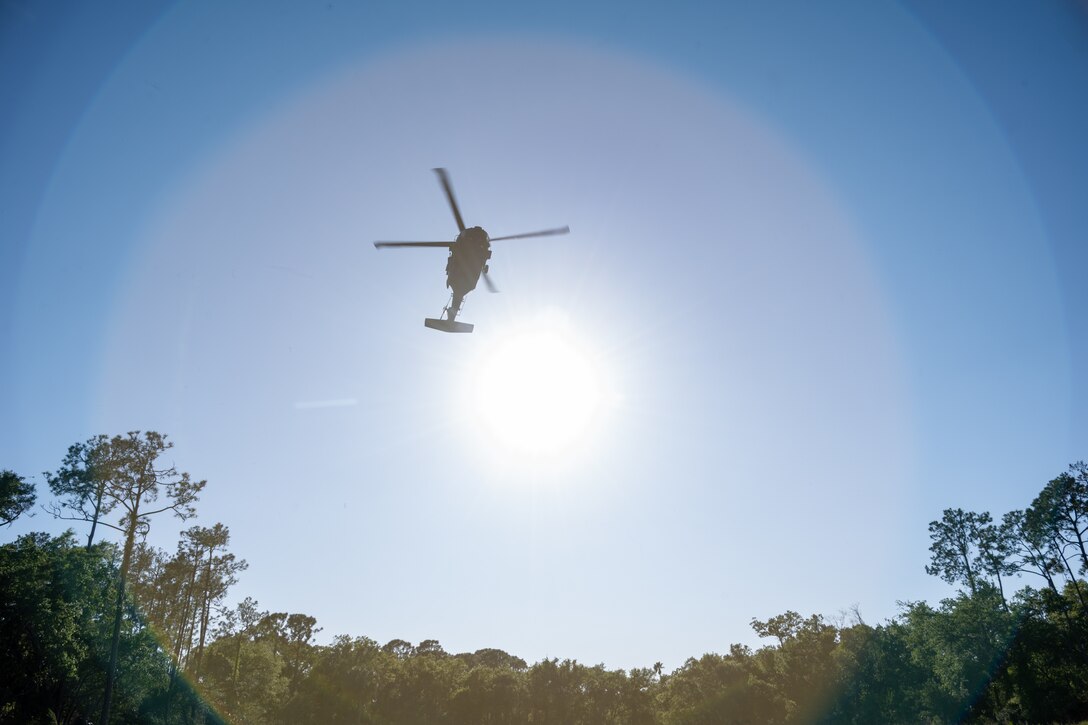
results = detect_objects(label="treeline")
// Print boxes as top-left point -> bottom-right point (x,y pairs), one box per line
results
1,432 -> 1087,723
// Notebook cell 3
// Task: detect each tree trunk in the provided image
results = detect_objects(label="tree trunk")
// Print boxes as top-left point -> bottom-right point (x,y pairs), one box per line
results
166,562 -> 198,723
994,572 -> 1008,611
1057,546 -> 1087,608
961,546 -> 978,596
1073,519 -> 1088,574
193,548 -> 216,680
233,636 -> 243,715
99,516 -> 138,724
86,482 -> 105,550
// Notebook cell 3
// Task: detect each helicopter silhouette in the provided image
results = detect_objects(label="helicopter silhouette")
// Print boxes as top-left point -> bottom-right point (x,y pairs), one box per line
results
374,168 -> 569,333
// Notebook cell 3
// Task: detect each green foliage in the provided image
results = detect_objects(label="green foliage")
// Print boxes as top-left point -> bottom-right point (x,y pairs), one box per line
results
659,649 -> 787,724
0,532 -> 166,724
1004,584 -> 1088,723
279,635 -> 384,723
926,508 -> 992,596
5,442 -> 1088,723
0,470 -> 36,527
202,636 -> 288,723
45,436 -> 116,547
1033,464 -> 1088,582
828,621 -> 928,723
899,590 -> 1018,722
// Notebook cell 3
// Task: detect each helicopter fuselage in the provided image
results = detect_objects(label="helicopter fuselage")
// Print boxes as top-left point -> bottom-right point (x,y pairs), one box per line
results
446,226 -> 491,299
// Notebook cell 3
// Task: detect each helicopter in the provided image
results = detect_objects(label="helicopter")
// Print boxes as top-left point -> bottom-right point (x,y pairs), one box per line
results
374,168 -> 570,333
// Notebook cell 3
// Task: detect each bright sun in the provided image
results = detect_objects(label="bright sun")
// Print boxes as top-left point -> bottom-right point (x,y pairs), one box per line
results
471,327 -> 605,458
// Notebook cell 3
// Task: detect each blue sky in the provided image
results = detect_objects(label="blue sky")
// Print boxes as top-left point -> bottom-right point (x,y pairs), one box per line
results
2,1 -> 1087,671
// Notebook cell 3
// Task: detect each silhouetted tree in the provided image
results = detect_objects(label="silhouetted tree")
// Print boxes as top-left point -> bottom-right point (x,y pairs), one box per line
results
0,470 -> 35,527
1003,508 -> 1063,594
86,431 -> 204,724
185,524 -> 247,679
45,435 -> 115,548
977,518 -> 1017,608
382,638 -> 414,659
1029,474 -> 1088,607
926,508 -> 990,595
9,445 -> 1088,724
1038,464 -> 1088,574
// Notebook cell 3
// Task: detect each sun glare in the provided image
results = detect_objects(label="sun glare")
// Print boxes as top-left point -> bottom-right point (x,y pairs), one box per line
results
472,327 -> 605,458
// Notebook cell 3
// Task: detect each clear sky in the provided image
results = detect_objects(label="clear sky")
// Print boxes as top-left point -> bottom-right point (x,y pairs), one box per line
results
2,1 -> 1087,671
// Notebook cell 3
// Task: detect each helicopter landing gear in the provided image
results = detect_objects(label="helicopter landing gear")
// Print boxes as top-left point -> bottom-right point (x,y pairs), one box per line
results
443,293 -> 464,321
424,293 -> 473,333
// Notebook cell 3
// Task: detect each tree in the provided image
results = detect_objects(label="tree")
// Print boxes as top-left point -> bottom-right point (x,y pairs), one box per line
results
245,608 -> 319,706
900,591 -> 1017,722
658,649 -> 785,724
44,435 -> 115,548
926,508 -> 990,596
749,612 -> 841,723
198,597 -> 273,720
201,636 -> 287,724
1029,474 -> 1088,607
81,431 -> 204,725
1037,464 -> 1088,574
1003,508 -> 1063,594
1004,585 -> 1088,722
830,621 -> 929,724
0,531 -> 109,722
123,524 -> 245,722
281,613 -> 321,695
977,518 -> 1017,609
750,610 -> 805,645
449,663 -> 526,725
0,532 -> 168,723
278,635 -> 386,724
0,470 -> 35,527
526,658 -> 585,724
455,648 -> 528,671
415,638 -> 448,658
182,524 -> 247,680
382,638 -> 414,659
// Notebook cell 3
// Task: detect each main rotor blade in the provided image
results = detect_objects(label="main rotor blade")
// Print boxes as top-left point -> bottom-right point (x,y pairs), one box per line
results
489,226 -> 570,242
483,271 -> 498,293
434,168 -> 466,233
373,241 -> 454,249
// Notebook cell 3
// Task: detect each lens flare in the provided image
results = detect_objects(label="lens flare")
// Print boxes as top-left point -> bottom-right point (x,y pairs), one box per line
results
472,328 -> 604,458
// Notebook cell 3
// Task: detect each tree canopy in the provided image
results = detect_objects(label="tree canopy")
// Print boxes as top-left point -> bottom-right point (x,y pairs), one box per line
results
0,470 -> 35,527
2,443 -> 1087,723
